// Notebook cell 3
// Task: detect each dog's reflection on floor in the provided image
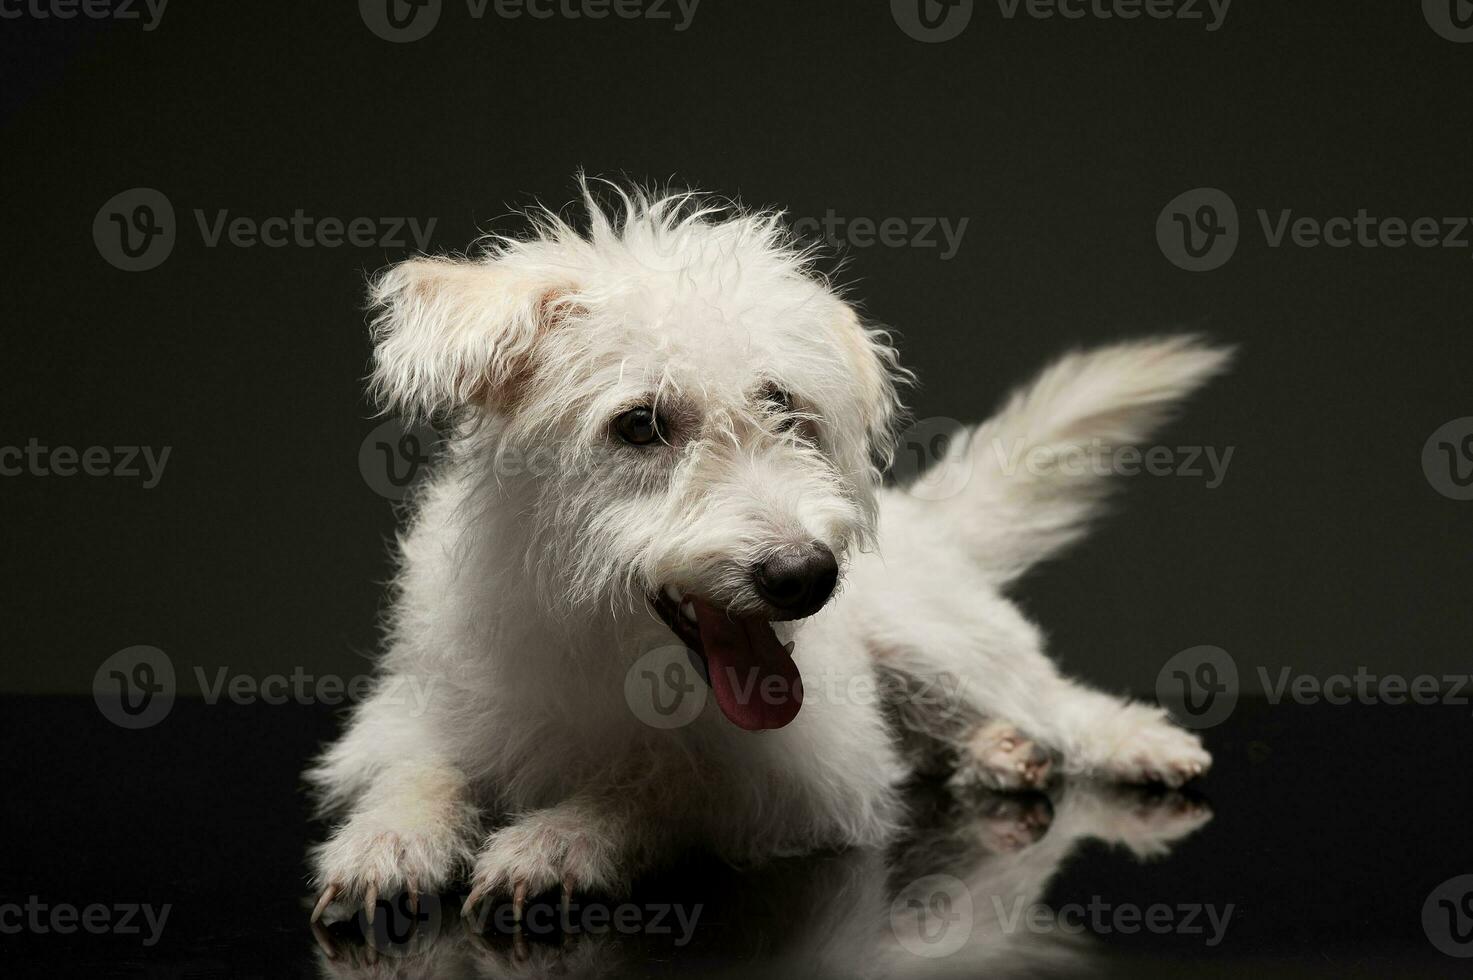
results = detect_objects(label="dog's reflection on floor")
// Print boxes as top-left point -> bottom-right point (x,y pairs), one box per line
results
309,779 -> 1212,978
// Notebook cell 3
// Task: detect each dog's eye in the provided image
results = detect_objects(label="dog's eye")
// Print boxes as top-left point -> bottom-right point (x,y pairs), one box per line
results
613,407 -> 662,446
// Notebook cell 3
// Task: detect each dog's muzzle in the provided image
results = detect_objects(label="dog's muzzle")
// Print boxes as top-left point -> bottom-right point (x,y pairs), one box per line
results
649,544 -> 839,732
752,542 -> 838,620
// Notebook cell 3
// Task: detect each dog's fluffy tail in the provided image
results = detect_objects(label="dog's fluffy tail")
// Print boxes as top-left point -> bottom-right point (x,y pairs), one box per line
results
920,335 -> 1231,586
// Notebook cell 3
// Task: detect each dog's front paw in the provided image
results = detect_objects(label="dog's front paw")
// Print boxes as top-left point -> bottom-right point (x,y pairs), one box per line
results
1098,708 -> 1212,788
462,810 -> 624,923
952,719 -> 1055,792
311,815 -> 473,924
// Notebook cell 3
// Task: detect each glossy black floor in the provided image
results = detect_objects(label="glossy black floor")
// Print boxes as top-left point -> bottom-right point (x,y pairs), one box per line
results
4,695 -> 1471,978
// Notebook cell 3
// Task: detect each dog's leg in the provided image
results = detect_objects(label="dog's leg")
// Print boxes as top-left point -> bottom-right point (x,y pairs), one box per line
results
957,671 -> 1212,791
958,717 -> 1057,791
308,760 -> 480,922
1022,680 -> 1212,788
875,601 -> 1211,790
461,788 -> 648,921
306,687 -> 481,922
870,336 -> 1228,791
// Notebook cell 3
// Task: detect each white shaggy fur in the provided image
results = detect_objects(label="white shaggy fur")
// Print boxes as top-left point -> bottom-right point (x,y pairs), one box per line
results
306,182 -> 1228,921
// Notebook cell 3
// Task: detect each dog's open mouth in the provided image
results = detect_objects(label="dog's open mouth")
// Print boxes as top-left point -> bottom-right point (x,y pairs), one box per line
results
649,586 -> 803,731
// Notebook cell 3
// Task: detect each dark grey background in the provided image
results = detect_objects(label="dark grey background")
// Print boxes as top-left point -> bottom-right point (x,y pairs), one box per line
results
1,1 -> 1468,697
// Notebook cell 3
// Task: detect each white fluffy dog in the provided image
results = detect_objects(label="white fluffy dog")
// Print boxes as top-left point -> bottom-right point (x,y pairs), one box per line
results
307,183 -> 1226,924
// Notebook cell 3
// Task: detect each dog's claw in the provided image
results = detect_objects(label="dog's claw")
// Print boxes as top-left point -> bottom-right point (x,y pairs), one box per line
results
310,918 -> 338,960
512,880 -> 528,923
364,883 -> 377,926
310,883 -> 338,924
461,885 -> 488,920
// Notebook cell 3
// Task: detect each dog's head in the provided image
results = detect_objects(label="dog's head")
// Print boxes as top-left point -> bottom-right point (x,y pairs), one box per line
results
367,185 -> 903,730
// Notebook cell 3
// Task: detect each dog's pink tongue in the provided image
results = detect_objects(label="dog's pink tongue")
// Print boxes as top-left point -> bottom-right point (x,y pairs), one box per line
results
691,598 -> 803,731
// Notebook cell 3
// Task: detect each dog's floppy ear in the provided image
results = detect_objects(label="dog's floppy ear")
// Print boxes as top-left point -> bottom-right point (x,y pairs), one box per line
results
833,303 -> 904,472
366,256 -> 570,419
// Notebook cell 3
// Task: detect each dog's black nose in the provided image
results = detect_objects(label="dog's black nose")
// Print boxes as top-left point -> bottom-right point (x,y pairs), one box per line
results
754,543 -> 839,619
